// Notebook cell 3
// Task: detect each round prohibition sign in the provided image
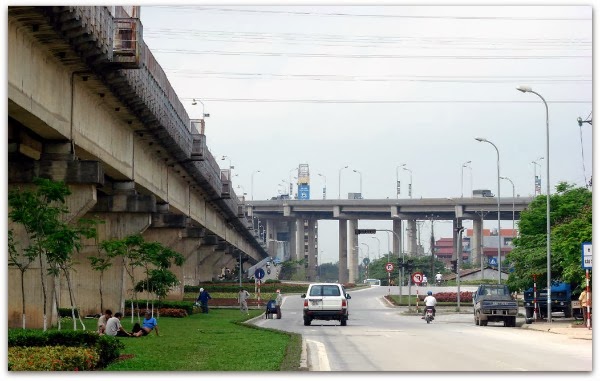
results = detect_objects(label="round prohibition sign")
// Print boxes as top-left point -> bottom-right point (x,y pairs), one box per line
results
385,262 -> 394,272
412,272 -> 424,284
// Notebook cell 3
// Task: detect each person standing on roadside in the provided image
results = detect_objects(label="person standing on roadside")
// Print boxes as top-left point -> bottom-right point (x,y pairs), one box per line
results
579,287 -> 592,326
238,288 -> 251,315
274,289 -> 283,319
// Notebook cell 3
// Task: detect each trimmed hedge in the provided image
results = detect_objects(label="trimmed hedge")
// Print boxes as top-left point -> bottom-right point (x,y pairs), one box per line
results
125,300 -> 195,315
7,329 -> 123,369
9,345 -> 100,371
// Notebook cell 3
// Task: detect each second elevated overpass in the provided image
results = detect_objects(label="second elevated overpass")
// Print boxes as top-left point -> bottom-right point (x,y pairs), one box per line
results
247,196 -> 533,283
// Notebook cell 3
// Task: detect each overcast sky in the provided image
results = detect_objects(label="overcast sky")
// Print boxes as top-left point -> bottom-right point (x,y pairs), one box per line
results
137,4 -> 592,264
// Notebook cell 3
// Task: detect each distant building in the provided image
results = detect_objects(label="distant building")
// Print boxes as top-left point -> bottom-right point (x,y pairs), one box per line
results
434,228 -> 516,270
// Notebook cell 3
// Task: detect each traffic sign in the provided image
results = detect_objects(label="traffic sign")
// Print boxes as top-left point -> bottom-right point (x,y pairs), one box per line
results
489,257 -> 498,266
412,272 -> 423,284
255,268 -> 265,280
582,242 -> 592,269
355,229 -> 377,235
385,262 -> 394,272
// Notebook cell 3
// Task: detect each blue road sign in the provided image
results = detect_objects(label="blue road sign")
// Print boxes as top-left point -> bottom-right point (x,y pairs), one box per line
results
298,184 -> 310,200
255,268 -> 265,280
489,257 -> 498,266
581,242 -> 592,269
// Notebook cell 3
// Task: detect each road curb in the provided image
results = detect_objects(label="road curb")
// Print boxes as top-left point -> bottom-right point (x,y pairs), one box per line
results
300,337 -> 309,370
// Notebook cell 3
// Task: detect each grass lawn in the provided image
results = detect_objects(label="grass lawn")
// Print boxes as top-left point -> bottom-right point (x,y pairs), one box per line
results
103,308 -> 303,371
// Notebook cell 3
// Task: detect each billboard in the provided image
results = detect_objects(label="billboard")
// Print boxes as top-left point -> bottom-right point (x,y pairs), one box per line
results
297,184 -> 310,200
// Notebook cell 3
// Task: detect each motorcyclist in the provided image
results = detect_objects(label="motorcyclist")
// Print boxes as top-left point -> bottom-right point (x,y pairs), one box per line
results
422,291 -> 437,319
435,272 -> 442,286
421,275 -> 428,287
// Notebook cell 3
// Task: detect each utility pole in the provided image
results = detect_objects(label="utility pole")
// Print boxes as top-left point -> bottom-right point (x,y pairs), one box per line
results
430,219 -> 435,278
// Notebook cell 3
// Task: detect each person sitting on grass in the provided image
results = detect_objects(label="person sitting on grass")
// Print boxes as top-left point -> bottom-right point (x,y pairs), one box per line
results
105,312 -> 132,337
97,309 -> 112,335
132,310 -> 160,337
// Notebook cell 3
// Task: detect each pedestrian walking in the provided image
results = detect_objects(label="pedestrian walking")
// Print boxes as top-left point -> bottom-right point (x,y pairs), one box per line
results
238,288 -> 251,315
197,287 -> 212,313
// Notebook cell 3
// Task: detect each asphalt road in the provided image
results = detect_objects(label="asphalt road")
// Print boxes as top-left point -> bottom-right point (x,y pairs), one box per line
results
252,285 -> 592,372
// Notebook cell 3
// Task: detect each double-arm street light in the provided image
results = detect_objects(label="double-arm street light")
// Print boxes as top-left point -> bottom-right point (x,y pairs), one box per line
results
251,170 -> 261,200
500,176 -> 516,235
402,165 -> 413,198
353,169 -> 363,197
396,164 -> 404,198
371,236 -> 381,259
318,173 -> 327,200
475,137 -> 501,284
517,85 -> 552,323
338,165 -> 349,199
461,160 -> 472,198
531,156 -> 544,196
289,167 -> 298,198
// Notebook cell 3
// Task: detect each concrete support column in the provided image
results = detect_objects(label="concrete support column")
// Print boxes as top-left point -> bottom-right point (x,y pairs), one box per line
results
197,246 -> 217,282
406,219 -> 417,257
295,217 -> 305,262
307,219 -> 317,281
473,217 -> 483,267
266,219 -> 277,257
338,220 -> 348,283
393,219 -> 402,259
347,220 -> 358,283
288,220 -> 297,262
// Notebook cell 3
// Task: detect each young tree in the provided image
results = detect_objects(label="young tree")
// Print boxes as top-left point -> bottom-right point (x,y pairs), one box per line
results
7,229 -> 36,329
90,241 -> 117,314
46,220 -> 98,330
8,178 -> 70,331
136,242 -> 184,316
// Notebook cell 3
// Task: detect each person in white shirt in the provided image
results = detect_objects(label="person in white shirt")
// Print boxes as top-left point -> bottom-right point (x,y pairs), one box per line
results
422,291 -> 437,319
435,272 -> 442,285
422,275 -> 428,287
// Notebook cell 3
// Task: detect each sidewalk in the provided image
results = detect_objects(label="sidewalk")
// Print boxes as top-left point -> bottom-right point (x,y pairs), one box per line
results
520,320 -> 593,340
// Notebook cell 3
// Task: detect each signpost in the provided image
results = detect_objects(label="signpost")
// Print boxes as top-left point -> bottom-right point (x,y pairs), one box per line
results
581,242 -> 592,329
385,262 -> 394,295
412,272 -> 424,285
255,268 -> 265,307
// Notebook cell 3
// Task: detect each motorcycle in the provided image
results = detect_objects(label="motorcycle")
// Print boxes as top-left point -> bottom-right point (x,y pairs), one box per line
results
424,307 -> 435,324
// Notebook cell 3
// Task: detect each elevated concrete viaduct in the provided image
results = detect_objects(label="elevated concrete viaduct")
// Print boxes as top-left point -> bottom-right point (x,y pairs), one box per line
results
248,197 -> 533,284
7,6 -> 267,328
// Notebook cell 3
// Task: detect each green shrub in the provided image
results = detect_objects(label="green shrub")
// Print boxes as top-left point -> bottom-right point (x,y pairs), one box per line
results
8,345 -> 100,371
125,300 -> 194,315
7,329 -> 123,368
125,307 -> 188,318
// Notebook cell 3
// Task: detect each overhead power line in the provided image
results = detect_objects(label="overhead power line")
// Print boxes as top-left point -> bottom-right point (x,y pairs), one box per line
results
153,48 -> 591,60
147,5 -> 592,21
180,97 -> 591,104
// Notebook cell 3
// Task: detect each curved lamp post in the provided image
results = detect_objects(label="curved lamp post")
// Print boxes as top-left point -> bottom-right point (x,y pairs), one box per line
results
461,160 -> 472,198
251,170 -> 261,200
338,165 -> 349,199
353,169 -> 363,197
517,85 -> 552,323
402,165 -> 413,198
318,173 -> 327,200
475,137 -> 501,284
500,176 -> 515,235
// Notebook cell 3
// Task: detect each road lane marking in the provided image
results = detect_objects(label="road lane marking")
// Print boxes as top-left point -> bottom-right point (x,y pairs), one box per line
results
306,339 -> 330,371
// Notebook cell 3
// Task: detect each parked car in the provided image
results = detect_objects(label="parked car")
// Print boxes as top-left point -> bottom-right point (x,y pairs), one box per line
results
301,283 -> 351,326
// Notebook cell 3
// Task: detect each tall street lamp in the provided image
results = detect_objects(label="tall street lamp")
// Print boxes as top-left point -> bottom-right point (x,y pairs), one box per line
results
353,169 -> 363,197
517,85 -> 552,323
531,156 -> 544,196
396,164 -> 404,198
221,155 -> 234,171
461,160 -> 472,198
251,170 -> 261,200
338,165 -> 348,199
289,167 -> 298,198
500,176 -> 516,235
475,137 -> 502,284
318,173 -> 327,200
371,236 -> 381,259
402,165 -> 413,198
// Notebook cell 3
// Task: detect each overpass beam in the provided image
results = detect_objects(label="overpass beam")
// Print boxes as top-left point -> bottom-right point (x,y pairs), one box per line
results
406,219 -> 417,257
472,216 -> 483,268
288,219 -> 297,262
